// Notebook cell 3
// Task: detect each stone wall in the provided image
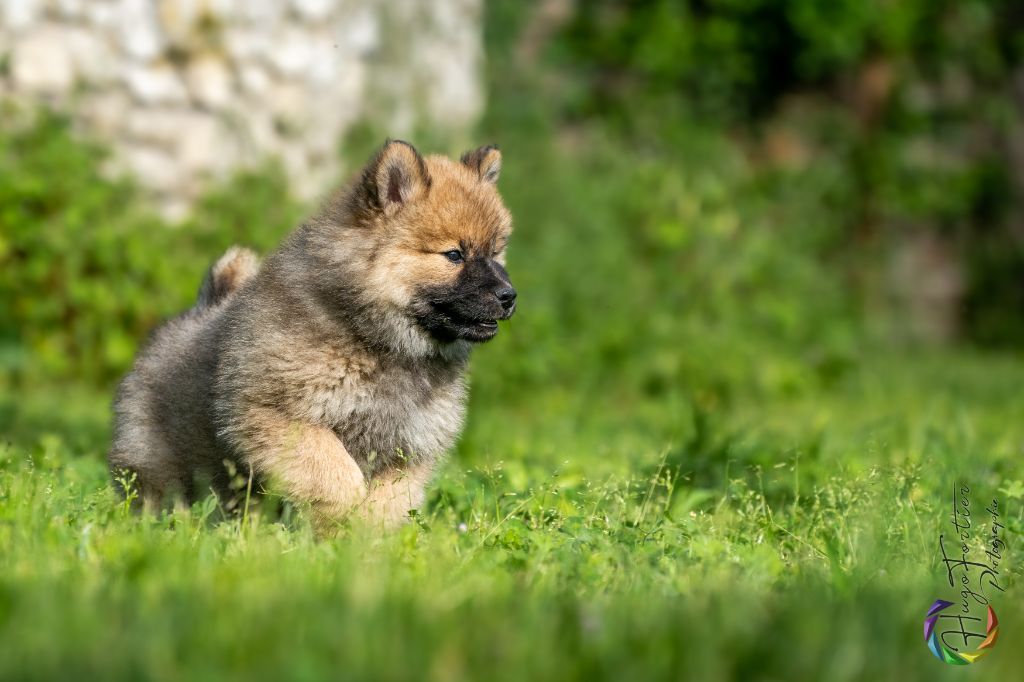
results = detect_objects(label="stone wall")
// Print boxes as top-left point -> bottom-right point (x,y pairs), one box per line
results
0,0 -> 484,217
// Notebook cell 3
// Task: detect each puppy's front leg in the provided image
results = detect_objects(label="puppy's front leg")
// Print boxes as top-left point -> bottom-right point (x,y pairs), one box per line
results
238,409 -> 367,532
357,460 -> 436,528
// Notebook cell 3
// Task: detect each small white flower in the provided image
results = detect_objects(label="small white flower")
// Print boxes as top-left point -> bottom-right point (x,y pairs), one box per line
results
457,522 -> 468,533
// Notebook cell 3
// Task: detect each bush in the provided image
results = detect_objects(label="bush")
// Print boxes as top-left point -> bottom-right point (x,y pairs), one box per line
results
556,0 -> 1017,121
503,0 -> 1024,345
0,109 -> 301,387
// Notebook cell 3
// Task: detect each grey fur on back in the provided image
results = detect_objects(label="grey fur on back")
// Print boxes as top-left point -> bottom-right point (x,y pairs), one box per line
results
109,246 -> 262,503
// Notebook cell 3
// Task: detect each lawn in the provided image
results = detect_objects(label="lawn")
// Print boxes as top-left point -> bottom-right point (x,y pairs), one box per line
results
1,349 -> 1021,680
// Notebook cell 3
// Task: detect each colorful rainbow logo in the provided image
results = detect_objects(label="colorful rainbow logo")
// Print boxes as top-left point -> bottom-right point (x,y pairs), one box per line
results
924,599 -> 999,664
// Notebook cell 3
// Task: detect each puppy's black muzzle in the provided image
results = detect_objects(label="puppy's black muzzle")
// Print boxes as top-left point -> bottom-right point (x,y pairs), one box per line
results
414,257 -> 517,343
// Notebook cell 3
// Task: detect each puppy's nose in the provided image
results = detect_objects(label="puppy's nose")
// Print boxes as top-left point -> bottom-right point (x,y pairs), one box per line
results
495,286 -> 517,310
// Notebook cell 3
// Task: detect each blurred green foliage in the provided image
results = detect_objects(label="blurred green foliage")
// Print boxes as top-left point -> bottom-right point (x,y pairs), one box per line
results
558,0 -> 1021,120
0,110 -> 159,383
550,0 -> 1024,345
0,109 -> 302,386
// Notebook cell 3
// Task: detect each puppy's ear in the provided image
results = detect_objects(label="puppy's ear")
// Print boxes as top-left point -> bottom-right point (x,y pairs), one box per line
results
460,144 -> 501,184
365,139 -> 430,213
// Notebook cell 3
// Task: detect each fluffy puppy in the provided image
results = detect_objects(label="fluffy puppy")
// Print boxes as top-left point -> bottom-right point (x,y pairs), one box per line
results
109,140 -> 515,530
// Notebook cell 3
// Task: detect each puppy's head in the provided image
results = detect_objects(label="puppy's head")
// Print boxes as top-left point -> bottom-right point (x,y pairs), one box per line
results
346,140 -> 515,350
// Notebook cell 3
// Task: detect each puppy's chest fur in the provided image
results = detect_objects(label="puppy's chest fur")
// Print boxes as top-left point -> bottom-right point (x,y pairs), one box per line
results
289,343 -> 467,475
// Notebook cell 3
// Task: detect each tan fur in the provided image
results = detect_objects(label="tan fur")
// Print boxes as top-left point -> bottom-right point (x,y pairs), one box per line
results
197,246 -> 260,307
345,153 -> 512,315
356,460 -> 436,528
109,141 -> 515,533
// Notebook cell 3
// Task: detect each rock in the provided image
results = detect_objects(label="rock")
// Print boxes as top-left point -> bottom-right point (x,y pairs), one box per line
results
295,159 -> 338,202
266,81 -> 309,129
125,62 -> 188,104
67,27 -> 119,83
238,64 -> 271,96
121,107 -> 235,178
304,33 -> 341,86
222,26 -> 271,61
417,1 -> 484,128
424,47 -> 482,128
117,0 -> 164,60
336,7 -> 379,57
11,24 -> 119,93
52,0 -> 87,20
317,61 -> 365,129
239,0 -> 284,26
84,1 -> 117,30
185,54 -> 233,109
158,0 -> 201,47
204,0 -> 238,19
80,90 -> 132,135
291,0 -> 334,22
266,27 -> 315,77
123,107 -> 205,148
11,27 -> 75,94
119,145 -> 181,193
239,108 -> 280,160
1,0 -> 42,30
159,0 -> 236,51
176,114 -> 231,174
279,145 -> 312,194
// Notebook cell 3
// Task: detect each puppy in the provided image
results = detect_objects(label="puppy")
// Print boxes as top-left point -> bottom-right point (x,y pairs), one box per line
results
109,140 -> 515,530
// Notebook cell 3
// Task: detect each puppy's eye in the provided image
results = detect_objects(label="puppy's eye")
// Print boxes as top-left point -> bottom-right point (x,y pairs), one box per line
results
443,249 -> 464,264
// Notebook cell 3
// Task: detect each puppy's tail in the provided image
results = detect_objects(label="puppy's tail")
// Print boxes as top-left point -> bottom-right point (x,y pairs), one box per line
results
196,246 -> 260,308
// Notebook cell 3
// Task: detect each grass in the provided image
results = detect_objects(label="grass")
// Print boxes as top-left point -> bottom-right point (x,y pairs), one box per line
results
1,348 -> 1021,680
